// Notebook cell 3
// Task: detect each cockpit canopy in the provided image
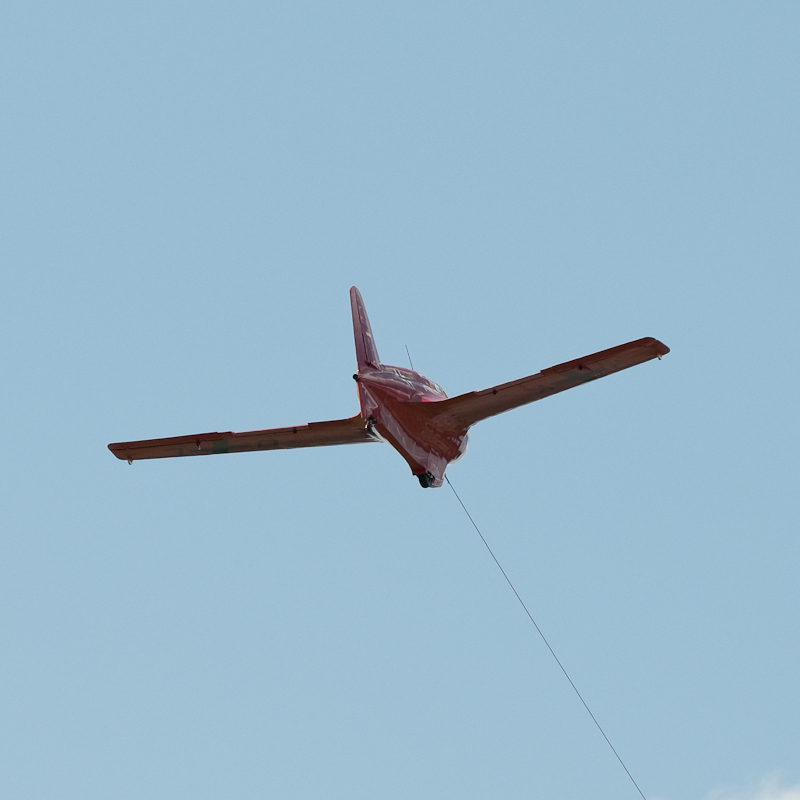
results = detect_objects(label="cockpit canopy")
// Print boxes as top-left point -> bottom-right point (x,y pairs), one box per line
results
388,366 -> 446,397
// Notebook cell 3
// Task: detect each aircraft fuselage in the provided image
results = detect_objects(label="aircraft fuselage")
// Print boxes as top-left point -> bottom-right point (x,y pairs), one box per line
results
355,365 -> 468,487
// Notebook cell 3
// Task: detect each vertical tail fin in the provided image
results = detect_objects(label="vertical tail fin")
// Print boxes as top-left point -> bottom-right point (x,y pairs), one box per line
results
350,287 -> 381,370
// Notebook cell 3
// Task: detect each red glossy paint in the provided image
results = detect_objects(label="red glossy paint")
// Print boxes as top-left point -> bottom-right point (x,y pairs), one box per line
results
109,287 -> 669,487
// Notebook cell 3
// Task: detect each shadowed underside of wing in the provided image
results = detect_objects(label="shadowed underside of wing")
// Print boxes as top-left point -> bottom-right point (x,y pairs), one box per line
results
108,414 -> 375,462
428,337 -> 670,430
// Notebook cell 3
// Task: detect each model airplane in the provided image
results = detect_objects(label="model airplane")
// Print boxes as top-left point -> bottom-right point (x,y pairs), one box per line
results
109,287 -> 669,487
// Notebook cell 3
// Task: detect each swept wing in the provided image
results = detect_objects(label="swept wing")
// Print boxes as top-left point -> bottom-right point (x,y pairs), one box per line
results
428,337 -> 669,430
108,414 -> 374,462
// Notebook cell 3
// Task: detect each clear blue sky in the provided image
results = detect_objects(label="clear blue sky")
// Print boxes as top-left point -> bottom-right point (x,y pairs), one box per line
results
2,3 -> 799,799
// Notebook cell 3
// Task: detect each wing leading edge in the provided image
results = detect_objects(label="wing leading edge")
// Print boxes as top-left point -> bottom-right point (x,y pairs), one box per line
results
108,414 -> 375,462
428,337 -> 669,430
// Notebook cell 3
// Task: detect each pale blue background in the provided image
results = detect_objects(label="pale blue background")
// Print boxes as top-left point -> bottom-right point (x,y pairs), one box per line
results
2,3 -> 799,799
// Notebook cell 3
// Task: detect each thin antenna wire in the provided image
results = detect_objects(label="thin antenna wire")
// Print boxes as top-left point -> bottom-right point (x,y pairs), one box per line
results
445,475 -> 647,800
404,345 -> 414,371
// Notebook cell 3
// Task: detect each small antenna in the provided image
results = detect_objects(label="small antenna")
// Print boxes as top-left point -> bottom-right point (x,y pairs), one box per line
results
405,345 -> 414,371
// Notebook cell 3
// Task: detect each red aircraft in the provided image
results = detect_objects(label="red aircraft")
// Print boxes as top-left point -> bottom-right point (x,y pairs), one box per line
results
109,287 -> 669,487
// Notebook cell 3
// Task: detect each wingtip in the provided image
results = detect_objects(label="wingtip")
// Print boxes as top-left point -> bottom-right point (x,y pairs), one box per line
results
640,337 -> 670,356
108,443 -> 125,459
654,339 -> 670,356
